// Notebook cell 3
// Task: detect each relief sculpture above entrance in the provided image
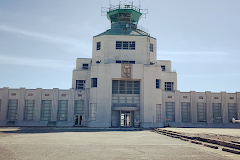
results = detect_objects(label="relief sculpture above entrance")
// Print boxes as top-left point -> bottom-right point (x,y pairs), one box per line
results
121,63 -> 132,79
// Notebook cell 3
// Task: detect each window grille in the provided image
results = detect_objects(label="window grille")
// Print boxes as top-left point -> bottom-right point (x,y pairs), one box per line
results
156,104 -> 161,125
156,79 -> 160,89
116,60 -> 135,64
165,82 -> 174,91
116,41 -> 135,50
212,103 -> 222,123
228,103 -> 237,122
74,100 -> 84,114
24,100 -> 35,121
112,96 -> 140,104
150,43 -> 153,52
112,80 -> 140,94
57,100 -> 68,121
161,66 -> 165,71
166,102 -> 175,122
41,100 -> 51,121
91,78 -> 97,87
7,100 -> 18,120
197,103 -> 206,122
181,102 -> 191,122
90,103 -> 97,121
82,64 -> 88,70
96,42 -> 101,50
76,80 -> 85,90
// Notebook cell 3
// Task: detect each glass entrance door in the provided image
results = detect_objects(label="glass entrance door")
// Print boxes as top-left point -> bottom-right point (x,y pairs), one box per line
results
74,115 -> 82,126
121,111 -> 131,127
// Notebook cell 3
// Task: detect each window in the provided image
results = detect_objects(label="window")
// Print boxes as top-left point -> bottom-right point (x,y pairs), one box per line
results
78,94 -> 82,97
45,94 -> 49,96
116,41 -> 135,50
230,97 -> 234,100
168,96 -> 172,98
212,103 -> 222,123
161,66 -> 165,71
228,103 -> 237,122
76,80 -> 85,90
74,100 -> 84,114
165,82 -> 174,91
12,93 -> 16,96
0,99 -> 1,113
24,100 -> 35,121
91,78 -> 97,87
96,42 -> 101,50
116,60 -> 135,64
28,93 -> 33,96
57,100 -> 68,121
82,64 -> 88,70
7,100 -> 18,120
150,43 -> 153,52
166,102 -> 175,122
183,96 -> 188,99
90,103 -> 97,121
41,100 -> 51,121
214,97 -> 219,99
61,94 -> 66,97
199,96 -> 203,99
156,104 -> 161,125
197,103 -> 206,122
156,79 -> 160,89
181,102 -> 191,122
112,96 -> 140,105
112,80 -> 140,94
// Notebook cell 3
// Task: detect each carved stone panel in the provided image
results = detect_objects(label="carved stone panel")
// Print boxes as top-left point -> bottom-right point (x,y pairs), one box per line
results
121,63 -> 132,79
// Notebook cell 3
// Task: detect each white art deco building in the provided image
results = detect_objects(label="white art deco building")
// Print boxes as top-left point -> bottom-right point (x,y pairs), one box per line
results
0,4 -> 239,128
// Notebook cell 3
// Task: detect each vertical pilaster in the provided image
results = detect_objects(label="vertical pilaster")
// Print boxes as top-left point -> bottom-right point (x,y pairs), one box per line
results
162,91 -> 166,122
68,89 -> 75,122
1,87 -> 9,121
190,91 -> 197,123
34,88 -> 42,121
175,90 -> 181,122
51,88 -> 59,121
237,92 -> 240,119
221,92 -> 228,123
17,88 -> 25,121
206,91 -> 213,123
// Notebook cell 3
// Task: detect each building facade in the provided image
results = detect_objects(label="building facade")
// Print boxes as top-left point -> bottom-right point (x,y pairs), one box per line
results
0,5 -> 239,128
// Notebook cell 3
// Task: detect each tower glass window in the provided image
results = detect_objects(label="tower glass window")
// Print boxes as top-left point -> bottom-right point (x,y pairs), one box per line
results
116,41 -> 135,50
91,78 -> 97,87
165,82 -> 174,91
96,42 -> 101,50
150,43 -> 153,52
76,80 -> 85,90
82,64 -> 88,70
156,79 -> 160,89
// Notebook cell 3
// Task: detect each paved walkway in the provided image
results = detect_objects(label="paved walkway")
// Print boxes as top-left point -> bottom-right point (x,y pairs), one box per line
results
0,127 -> 237,160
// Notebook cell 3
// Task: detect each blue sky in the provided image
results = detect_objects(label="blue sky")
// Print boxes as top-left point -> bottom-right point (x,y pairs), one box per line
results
0,0 -> 239,92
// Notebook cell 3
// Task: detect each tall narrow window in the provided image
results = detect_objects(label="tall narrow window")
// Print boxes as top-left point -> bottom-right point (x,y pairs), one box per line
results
156,79 -> 160,89
165,82 -> 174,91
197,103 -> 206,122
212,103 -> 222,123
228,103 -> 237,122
76,80 -> 85,90
74,100 -> 84,114
91,78 -> 97,87
41,100 -> 51,121
90,103 -> 97,121
24,100 -> 35,121
57,100 -> 68,121
166,102 -> 175,122
156,104 -> 161,126
181,102 -> 191,122
0,99 -> 1,114
82,64 -> 88,70
150,43 -> 153,52
161,65 -> 166,71
7,100 -> 18,120
96,42 -> 101,50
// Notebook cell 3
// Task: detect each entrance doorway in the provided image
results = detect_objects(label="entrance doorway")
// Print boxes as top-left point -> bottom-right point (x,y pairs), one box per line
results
74,115 -> 82,126
121,111 -> 131,127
